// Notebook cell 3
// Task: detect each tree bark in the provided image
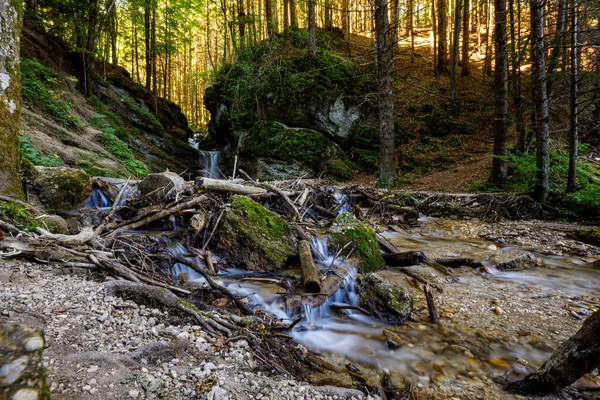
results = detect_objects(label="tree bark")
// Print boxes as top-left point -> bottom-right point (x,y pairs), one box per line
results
547,0 -> 568,98
531,0 -> 550,202
566,0 -> 578,193
289,0 -> 297,27
308,0 -> 316,58
299,240 -> 321,293
461,0 -> 470,75
450,0 -> 462,99
144,0 -> 152,91
375,0 -> 396,186
509,310 -> 600,395
0,0 -> 23,197
437,0 -> 448,73
490,0 -> 509,184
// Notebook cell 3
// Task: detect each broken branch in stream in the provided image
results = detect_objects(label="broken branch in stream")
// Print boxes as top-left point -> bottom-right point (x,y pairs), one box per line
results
168,255 -> 254,316
424,284 -> 440,324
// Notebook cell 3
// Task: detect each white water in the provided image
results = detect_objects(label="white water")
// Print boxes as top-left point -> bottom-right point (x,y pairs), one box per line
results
85,188 -> 112,208
200,151 -> 220,179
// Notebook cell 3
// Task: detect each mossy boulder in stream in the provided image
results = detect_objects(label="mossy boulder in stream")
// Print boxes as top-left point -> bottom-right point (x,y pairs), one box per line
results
357,273 -> 412,324
214,196 -> 295,272
32,167 -> 92,211
567,228 -> 600,247
329,212 -> 384,273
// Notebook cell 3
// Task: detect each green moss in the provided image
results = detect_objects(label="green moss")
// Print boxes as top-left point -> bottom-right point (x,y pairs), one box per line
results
215,195 -> 294,271
244,121 -> 339,168
329,212 -> 385,273
35,167 -> 92,210
122,94 -> 163,130
357,273 -> 413,323
0,200 -> 39,231
567,228 -> 600,246
320,158 -> 355,180
21,58 -> 81,128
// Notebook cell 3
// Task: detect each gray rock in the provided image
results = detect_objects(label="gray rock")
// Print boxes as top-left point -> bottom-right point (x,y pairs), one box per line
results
488,250 -> 542,271
356,273 -> 413,324
138,172 -> 185,201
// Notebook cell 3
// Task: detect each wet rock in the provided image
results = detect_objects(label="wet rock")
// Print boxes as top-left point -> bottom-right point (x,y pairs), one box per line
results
214,196 -> 295,272
0,324 -> 47,399
487,250 -> 541,271
356,273 -> 412,324
138,172 -> 185,201
32,166 -> 92,210
567,228 -> 600,247
329,212 -> 385,273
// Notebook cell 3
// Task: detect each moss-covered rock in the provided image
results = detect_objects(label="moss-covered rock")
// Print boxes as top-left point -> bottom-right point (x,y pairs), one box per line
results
357,273 -> 413,324
33,166 -> 91,210
37,214 -> 69,234
567,228 -> 600,247
329,212 -> 384,273
214,196 -> 295,272
320,158 -> 355,180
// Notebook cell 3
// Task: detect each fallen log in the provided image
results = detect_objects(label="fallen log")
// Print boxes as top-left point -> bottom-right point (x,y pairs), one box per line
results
299,240 -> 321,293
376,234 -> 399,254
508,309 -> 600,395
108,195 -> 207,236
312,205 -> 336,219
36,226 -> 95,246
436,257 -> 484,268
424,284 -> 440,324
195,177 -> 267,195
383,251 -> 426,267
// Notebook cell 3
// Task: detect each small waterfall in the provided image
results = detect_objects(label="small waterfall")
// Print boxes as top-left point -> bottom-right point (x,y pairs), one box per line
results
85,188 -> 112,208
199,151 -> 220,179
309,236 -> 330,262
332,190 -> 352,214
167,242 -> 206,283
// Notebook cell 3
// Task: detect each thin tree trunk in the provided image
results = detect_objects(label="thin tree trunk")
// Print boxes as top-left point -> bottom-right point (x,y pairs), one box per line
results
408,0 -> 415,62
531,0 -> 550,201
437,0 -> 448,73
238,0 -> 246,50
483,0 -> 492,82
451,0 -> 462,99
566,0 -> 578,193
461,0 -> 470,75
266,0 -> 274,36
144,0 -> 152,91
0,0 -> 23,197
432,0 -> 438,75
491,0 -> 509,184
290,0 -> 297,27
308,0 -> 316,58
375,0 -> 397,186
547,0 -> 567,98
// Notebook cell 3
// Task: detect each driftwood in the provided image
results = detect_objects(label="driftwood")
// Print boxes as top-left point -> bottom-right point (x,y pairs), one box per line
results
195,177 -> 267,195
508,310 -> 600,395
36,226 -> 95,246
383,251 -> 426,267
330,304 -> 371,315
108,195 -> 207,236
169,255 -> 254,316
299,240 -> 321,293
424,284 -> 440,324
312,205 -> 336,219
436,257 -> 484,268
0,220 -> 26,235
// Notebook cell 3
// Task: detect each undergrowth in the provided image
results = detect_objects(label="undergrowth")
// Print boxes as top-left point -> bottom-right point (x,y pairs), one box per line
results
0,201 -> 39,232
21,58 -> 81,128
19,135 -> 62,167
92,114 -> 148,177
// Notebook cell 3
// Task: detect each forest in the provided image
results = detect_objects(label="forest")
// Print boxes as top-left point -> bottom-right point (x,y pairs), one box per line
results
0,0 -> 599,399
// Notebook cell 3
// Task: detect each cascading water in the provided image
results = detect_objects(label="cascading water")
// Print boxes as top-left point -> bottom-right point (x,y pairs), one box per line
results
85,188 -> 112,208
199,151 -> 220,179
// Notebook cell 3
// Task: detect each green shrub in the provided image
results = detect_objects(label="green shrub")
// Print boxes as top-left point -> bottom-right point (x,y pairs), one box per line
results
321,158 -> 355,180
21,58 -> 81,128
19,135 -> 62,167
122,94 -> 163,130
0,201 -> 39,232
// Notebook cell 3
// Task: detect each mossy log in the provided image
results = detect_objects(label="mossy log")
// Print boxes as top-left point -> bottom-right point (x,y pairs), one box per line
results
383,251 -> 426,266
195,177 -> 267,195
508,310 -> 600,395
299,240 -> 321,293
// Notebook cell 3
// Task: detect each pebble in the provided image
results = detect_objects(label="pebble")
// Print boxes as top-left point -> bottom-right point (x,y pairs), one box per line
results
492,307 -> 504,315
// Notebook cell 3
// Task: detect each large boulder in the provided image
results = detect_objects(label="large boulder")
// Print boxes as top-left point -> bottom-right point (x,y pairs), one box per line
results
0,323 -> 47,399
32,166 -> 92,210
329,212 -> 385,273
356,273 -> 413,324
214,196 -> 295,272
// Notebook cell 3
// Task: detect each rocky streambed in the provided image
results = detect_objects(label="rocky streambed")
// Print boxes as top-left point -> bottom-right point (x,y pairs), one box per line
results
2,177 -> 600,400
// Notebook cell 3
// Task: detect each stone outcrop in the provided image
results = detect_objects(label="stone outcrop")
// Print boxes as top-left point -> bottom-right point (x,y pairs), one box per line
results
31,166 -> 92,211
356,273 -> 413,324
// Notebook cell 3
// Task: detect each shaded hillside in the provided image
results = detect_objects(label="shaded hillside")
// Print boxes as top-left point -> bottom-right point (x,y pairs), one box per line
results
19,20 -> 200,180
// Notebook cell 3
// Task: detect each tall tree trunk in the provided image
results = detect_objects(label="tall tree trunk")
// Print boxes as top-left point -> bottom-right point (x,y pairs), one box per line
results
483,0 -> 492,82
289,0 -> 297,27
283,0 -> 289,29
461,0 -> 470,75
531,0 -> 550,202
238,0 -> 246,50
432,0 -> 438,75
509,310 -> 600,395
391,0 -> 399,45
437,0 -> 448,73
0,0 -> 23,197
110,1 -> 118,65
308,0 -> 316,58
324,0 -> 332,30
490,0 -> 509,184
547,0 -> 567,98
450,0 -> 462,99
144,0 -> 152,91
266,0 -> 274,37
566,0 -> 578,193
408,0 -> 415,62
375,0 -> 397,186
